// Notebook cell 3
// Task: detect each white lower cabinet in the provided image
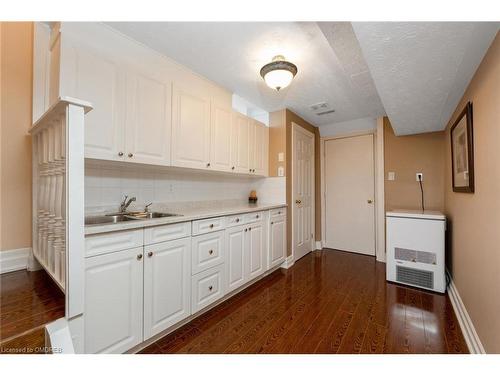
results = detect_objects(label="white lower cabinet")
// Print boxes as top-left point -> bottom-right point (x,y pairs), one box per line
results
226,225 -> 246,292
269,215 -> 287,268
83,207 -> 286,353
226,220 -> 267,294
84,247 -> 144,354
143,237 -> 191,340
191,264 -> 226,314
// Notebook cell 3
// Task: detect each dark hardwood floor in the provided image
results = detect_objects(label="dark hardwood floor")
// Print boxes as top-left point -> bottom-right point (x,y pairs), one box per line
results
139,249 -> 468,354
0,268 -> 65,351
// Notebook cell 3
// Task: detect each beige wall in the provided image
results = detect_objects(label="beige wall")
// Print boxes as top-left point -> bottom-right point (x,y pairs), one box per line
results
444,33 -> 500,353
0,22 -> 33,251
384,117 -> 445,212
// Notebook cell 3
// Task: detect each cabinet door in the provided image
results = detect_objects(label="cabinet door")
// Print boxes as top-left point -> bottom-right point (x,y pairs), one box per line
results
171,84 -> 211,169
84,247 -> 143,354
253,121 -> 268,176
125,72 -> 172,166
231,112 -> 250,173
269,216 -> 286,268
144,237 -> 191,340
225,225 -> 247,292
248,119 -> 256,174
247,223 -> 266,280
210,104 -> 232,172
70,45 -> 125,161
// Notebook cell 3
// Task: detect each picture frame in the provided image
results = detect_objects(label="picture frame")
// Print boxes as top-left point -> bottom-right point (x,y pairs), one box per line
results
450,101 -> 474,193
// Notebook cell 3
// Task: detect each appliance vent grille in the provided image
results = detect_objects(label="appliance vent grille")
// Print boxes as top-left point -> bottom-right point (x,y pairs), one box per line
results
395,247 -> 436,265
396,266 -> 434,289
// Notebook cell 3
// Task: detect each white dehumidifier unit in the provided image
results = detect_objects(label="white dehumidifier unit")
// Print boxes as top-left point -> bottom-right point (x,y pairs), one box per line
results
386,210 -> 446,293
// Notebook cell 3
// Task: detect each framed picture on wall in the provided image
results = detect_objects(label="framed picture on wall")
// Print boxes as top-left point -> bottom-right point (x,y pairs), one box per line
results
451,101 -> 474,193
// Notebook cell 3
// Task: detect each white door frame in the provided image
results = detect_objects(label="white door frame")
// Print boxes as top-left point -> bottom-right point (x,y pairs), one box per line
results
320,121 -> 385,262
291,123 -> 315,262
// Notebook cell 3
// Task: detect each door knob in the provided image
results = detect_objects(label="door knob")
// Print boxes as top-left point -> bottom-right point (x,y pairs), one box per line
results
367,199 -> 373,204
295,199 -> 302,204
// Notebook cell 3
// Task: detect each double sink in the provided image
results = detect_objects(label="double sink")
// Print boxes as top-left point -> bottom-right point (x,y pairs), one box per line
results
85,211 -> 181,226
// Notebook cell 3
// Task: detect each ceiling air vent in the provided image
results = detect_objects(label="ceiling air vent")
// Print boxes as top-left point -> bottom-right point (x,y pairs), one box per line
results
316,109 -> 336,116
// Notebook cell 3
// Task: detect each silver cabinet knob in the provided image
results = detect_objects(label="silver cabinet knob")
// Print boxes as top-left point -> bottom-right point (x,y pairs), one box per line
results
209,249 -> 214,255
271,222 -> 274,225
256,215 -> 259,219
209,224 -> 214,229
137,254 -> 143,260
128,153 -> 133,158
118,151 -> 124,157
245,228 -> 248,232
249,227 -> 252,231
235,218 -> 240,223
148,251 -> 153,258
207,162 -> 211,167
208,286 -> 213,291
232,166 -> 235,170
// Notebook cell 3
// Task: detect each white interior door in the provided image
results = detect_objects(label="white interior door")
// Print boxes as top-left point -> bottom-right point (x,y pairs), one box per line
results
292,124 -> 315,261
324,134 -> 375,256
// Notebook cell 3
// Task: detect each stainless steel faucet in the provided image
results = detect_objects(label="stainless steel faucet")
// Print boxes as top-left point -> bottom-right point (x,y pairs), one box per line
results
120,195 -> 136,213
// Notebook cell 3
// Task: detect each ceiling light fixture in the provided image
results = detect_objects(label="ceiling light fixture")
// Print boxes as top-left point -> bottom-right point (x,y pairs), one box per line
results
260,55 -> 298,91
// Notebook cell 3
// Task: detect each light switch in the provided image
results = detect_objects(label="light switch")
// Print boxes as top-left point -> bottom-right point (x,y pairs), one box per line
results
277,166 -> 284,177
388,172 -> 395,181
278,152 -> 284,162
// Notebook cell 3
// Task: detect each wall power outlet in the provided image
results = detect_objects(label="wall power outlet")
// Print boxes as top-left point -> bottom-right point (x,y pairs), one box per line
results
416,173 -> 423,182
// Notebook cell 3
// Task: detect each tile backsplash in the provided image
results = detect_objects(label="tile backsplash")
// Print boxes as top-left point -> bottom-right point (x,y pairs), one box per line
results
85,162 -> 285,213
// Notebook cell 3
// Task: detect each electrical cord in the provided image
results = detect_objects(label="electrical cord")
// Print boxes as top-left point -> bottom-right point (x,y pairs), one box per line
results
418,174 -> 425,212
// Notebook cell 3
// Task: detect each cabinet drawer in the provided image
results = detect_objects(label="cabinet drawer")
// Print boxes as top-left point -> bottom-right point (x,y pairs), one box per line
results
85,229 -> 143,258
144,222 -> 191,245
225,214 -> 244,227
191,264 -> 226,314
192,216 -> 225,235
191,231 -> 225,275
244,211 -> 265,224
270,207 -> 286,218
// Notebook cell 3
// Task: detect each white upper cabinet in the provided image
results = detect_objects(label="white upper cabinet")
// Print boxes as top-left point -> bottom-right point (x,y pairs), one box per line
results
231,112 -> 250,174
64,42 -> 125,161
125,72 -> 172,166
253,120 -> 269,176
171,84 -> 211,170
210,104 -> 232,172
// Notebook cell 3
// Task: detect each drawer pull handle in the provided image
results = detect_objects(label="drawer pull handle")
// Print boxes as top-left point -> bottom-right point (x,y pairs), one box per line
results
249,227 -> 252,231
256,215 -> 259,218
278,211 -> 281,215
209,286 -> 213,291
232,166 -> 235,170
207,162 -> 211,167
209,224 -> 214,229
245,228 -> 248,232
137,254 -> 143,260
148,251 -> 153,257
118,151 -> 124,157
235,218 -> 240,223
271,222 -> 274,225
209,249 -> 214,255
128,152 -> 134,158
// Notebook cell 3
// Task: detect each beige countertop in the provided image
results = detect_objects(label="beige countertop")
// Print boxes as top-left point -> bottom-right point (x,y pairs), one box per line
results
85,201 -> 287,236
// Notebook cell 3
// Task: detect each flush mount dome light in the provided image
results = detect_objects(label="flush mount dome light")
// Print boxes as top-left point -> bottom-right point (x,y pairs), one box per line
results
260,55 -> 298,91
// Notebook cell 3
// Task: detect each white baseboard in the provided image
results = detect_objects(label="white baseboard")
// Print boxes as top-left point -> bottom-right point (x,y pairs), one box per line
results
280,255 -> 295,269
315,241 -> 322,250
447,270 -> 486,354
0,247 -> 30,274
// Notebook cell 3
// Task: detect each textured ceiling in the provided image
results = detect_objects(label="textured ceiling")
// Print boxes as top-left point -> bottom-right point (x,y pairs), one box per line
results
106,22 -> 386,126
352,22 -> 499,135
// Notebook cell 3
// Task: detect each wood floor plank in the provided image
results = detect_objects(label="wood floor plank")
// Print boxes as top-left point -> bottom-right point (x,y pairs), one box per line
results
138,250 -> 469,354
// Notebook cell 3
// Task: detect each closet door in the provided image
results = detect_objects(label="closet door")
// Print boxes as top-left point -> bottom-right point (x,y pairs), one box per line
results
210,104 -> 232,172
171,84 -> 211,170
231,112 -> 250,174
125,72 -> 172,166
